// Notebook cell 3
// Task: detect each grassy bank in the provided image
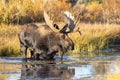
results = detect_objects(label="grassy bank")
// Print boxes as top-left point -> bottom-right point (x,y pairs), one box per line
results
0,23 -> 120,56
68,23 -> 120,57
0,24 -> 20,56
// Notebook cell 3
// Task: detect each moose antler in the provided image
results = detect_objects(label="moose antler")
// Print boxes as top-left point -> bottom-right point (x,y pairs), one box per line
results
62,11 -> 82,35
44,11 -> 59,32
62,11 -> 75,33
44,11 -> 81,35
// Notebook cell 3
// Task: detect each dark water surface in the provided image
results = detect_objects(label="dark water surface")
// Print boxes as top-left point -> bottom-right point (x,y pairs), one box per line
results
0,53 -> 120,80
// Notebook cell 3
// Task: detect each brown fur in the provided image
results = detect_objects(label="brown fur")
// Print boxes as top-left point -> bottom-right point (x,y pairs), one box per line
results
18,23 -> 74,61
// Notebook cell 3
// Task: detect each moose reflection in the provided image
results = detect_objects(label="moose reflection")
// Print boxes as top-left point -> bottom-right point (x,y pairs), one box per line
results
0,57 -> 120,80
21,62 -> 75,80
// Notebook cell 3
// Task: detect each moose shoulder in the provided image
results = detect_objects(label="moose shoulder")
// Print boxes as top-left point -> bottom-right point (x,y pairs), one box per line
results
18,11 -> 77,61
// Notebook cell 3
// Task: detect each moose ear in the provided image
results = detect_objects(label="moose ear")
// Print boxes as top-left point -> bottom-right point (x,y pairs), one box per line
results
53,24 -> 59,30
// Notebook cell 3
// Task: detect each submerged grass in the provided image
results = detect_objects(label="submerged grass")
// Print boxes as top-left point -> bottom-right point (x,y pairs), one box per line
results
0,23 -> 120,56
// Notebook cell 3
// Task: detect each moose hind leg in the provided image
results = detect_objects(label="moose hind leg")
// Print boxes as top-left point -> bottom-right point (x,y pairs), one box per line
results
30,50 -> 34,60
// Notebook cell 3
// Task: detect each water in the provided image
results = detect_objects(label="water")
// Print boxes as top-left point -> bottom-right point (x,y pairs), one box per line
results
0,54 -> 120,80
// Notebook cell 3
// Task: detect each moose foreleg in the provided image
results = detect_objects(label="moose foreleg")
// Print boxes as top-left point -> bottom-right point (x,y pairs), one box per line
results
20,45 -> 27,62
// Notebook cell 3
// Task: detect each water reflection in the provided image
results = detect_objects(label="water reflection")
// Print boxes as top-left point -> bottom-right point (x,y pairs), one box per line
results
21,63 -> 75,80
0,56 -> 120,80
70,65 -> 95,79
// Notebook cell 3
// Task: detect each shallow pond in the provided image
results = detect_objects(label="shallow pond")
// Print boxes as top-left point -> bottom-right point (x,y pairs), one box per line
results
0,53 -> 120,80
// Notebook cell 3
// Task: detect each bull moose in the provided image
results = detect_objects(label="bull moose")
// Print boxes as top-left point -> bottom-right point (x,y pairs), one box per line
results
18,11 -> 80,61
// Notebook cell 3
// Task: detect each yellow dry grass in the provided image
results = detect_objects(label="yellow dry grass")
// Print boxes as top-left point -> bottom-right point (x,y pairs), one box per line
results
68,23 -> 120,56
0,24 -> 20,56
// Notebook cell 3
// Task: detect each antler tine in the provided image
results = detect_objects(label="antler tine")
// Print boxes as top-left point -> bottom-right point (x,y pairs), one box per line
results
74,12 -> 81,26
62,11 -> 75,33
74,20 -> 82,35
44,11 -> 59,32
73,9 -> 84,35
62,11 -> 82,35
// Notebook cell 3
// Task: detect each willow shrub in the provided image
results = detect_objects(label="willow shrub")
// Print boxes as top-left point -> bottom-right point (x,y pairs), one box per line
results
0,0 -> 71,24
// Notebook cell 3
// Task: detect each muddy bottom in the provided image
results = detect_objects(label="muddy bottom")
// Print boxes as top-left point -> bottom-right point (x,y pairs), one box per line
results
0,54 -> 120,80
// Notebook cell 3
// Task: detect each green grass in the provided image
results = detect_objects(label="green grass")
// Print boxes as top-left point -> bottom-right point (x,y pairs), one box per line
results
0,23 -> 120,57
